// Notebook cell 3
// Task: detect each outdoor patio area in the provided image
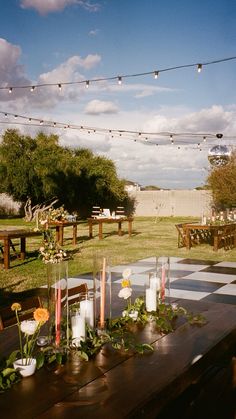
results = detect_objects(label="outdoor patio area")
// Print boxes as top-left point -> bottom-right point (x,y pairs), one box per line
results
69,256 -> 236,306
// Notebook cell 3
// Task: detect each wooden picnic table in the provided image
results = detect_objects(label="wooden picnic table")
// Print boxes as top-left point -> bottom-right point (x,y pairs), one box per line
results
0,229 -> 41,270
0,298 -> 235,418
183,222 -> 236,251
87,216 -> 133,240
45,221 -> 79,246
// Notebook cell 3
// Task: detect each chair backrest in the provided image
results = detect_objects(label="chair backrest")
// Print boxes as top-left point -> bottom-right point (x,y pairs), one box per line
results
115,206 -> 125,217
0,296 -> 42,331
175,224 -> 186,248
68,283 -> 88,306
91,206 -> 101,218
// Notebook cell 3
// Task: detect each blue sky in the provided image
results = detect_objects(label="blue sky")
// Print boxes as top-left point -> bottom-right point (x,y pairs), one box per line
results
0,0 -> 236,188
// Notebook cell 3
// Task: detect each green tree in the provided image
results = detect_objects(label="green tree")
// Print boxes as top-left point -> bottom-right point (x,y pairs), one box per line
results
0,129 -> 134,218
207,151 -> 236,209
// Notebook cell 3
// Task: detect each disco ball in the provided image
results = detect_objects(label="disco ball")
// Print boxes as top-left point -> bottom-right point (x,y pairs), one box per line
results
208,145 -> 231,167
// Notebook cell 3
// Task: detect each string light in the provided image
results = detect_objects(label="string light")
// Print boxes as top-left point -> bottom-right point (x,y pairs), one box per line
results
1,55 -> 235,92
0,110 -> 234,150
30,86 -> 35,92
197,64 -> 202,73
86,80 -> 89,88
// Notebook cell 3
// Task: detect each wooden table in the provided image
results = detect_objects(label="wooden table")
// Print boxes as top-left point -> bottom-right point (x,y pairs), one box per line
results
183,222 -> 236,251
0,299 -> 236,418
0,229 -> 41,270
88,216 -> 133,240
46,221 -> 79,246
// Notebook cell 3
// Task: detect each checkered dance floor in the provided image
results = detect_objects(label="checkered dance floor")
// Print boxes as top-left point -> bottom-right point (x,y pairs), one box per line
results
69,257 -> 236,306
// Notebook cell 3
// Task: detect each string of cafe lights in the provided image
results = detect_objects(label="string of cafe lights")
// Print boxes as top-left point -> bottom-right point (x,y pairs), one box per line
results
0,55 -> 236,93
0,110 -> 235,151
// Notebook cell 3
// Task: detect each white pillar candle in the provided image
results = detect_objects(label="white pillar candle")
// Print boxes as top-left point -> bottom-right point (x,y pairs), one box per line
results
71,314 -> 86,346
150,275 -> 160,291
146,288 -> 157,312
80,299 -> 94,328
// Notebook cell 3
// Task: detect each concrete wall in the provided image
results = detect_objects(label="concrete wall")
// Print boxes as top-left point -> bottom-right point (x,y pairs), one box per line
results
129,190 -> 213,217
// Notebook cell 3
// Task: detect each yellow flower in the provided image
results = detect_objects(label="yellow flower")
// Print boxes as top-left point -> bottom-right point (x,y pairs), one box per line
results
33,308 -> 49,323
121,279 -> 131,288
11,303 -> 22,312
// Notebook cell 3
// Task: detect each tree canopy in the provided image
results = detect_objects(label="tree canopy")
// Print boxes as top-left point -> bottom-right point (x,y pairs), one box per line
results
0,129 -> 134,217
207,151 -> 236,210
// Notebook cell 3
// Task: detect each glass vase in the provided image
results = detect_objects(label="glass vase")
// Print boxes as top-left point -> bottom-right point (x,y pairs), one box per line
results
46,261 -> 69,347
145,271 -> 160,312
93,255 -> 111,330
156,256 -> 170,303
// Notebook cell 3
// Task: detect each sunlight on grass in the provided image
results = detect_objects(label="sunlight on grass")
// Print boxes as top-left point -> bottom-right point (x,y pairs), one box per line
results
0,216 -> 235,293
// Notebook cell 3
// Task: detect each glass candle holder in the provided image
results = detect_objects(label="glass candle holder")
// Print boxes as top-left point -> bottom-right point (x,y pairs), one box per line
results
70,308 -> 86,347
93,255 -> 111,330
156,256 -> 170,303
46,261 -> 69,347
79,291 -> 95,329
145,271 -> 160,312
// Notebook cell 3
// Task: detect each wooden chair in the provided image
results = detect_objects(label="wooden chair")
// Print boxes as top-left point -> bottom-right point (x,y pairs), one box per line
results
175,224 -> 187,248
0,296 -> 42,331
91,206 -> 101,218
68,283 -> 88,306
115,206 -> 125,217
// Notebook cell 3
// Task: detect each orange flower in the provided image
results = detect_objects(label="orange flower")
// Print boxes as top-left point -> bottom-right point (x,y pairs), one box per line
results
11,302 -> 22,312
33,308 -> 49,323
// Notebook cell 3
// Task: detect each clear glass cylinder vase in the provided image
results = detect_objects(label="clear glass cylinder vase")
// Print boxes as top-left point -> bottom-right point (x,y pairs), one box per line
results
46,261 -> 69,347
93,255 -> 111,330
156,256 -> 170,303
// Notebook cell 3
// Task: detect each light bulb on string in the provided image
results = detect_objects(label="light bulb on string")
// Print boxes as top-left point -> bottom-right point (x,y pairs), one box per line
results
30,86 -> 35,92
40,120 -> 43,125
8,87 -> 12,94
154,71 -> 159,79
4,113 -> 7,118
203,136 -> 206,142
58,84 -> 62,91
118,76 -> 122,85
86,80 -> 90,88
197,64 -> 202,73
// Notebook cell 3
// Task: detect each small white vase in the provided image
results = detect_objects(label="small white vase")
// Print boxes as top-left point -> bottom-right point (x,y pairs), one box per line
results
13,358 -> 37,377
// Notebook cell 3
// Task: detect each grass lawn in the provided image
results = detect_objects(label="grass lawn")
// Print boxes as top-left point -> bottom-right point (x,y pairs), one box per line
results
0,216 -> 236,293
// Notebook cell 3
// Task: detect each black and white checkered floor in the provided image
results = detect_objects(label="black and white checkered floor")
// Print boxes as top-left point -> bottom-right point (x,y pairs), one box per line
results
69,257 -> 236,306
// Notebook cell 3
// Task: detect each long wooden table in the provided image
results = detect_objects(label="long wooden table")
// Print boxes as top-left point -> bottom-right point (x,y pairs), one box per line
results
45,221 -> 79,246
88,216 -> 133,240
0,229 -> 41,270
0,299 -> 236,418
183,222 -> 236,251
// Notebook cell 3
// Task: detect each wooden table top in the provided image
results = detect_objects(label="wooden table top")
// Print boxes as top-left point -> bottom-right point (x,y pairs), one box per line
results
0,229 -> 41,239
1,299 -> 236,418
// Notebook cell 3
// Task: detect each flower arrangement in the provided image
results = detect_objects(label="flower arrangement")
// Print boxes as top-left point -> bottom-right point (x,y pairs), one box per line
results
48,206 -> 69,222
11,303 -> 49,366
118,268 -> 132,307
39,229 -> 68,264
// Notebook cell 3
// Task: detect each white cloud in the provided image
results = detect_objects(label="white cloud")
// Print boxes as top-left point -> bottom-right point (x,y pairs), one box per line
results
85,99 -> 119,115
89,29 -> 100,36
20,0 -> 100,15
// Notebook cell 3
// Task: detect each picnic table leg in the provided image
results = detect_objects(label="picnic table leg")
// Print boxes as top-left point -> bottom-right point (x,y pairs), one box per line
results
72,223 -> 77,245
118,221 -> 122,236
89,221 -> 93,238
185,228 -> 191,249
213,230 -> 218,251
20,237 -> 26,260
3,238 -> 10,269
128,220 -> 132,237
59,226 -> 64,246
99,222 -> 103,240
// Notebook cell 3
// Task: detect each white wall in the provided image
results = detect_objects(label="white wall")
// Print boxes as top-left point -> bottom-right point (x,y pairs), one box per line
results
129,190 -> 212,217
